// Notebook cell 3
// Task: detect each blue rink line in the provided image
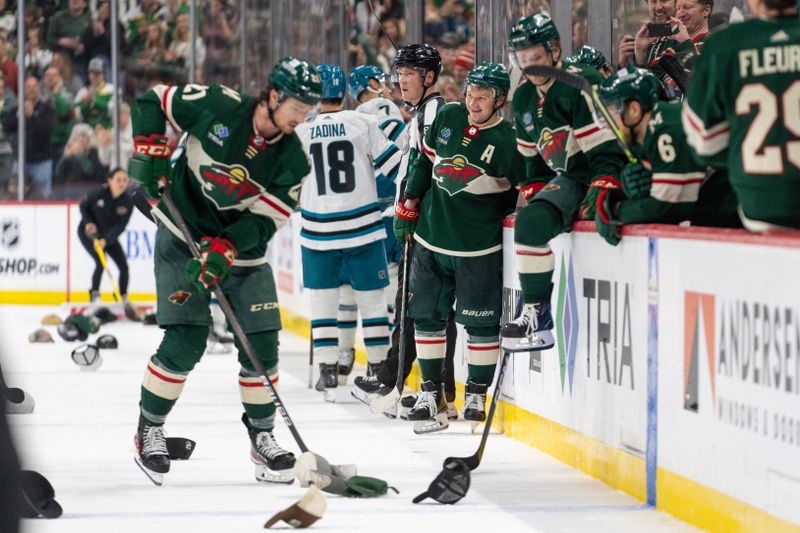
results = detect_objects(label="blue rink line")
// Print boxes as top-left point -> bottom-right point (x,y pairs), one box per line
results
61,504 -> 650,519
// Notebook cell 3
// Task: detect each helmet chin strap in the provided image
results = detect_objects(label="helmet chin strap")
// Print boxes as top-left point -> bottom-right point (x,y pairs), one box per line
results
621,104 -> 645,145
406,69 -> 434,108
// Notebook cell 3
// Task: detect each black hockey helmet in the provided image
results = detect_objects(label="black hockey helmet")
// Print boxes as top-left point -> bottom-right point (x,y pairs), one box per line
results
412,458 -> 471,504
393,43 -> 442,87
19,470 -> 63,518
97,334 -> 118,349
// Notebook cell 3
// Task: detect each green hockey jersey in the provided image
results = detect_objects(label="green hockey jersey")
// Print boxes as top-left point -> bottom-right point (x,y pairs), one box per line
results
512,63 -> 627,188
405,103 -> 523,256
132,84 -> 311,261
618,101 -> 706,224
683,15 -> 800,230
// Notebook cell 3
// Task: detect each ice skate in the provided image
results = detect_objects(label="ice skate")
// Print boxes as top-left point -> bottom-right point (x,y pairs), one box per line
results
408,381 -> 449,434
352,374 -> 392,405
242,414 -> 295,484
315,363 -> 338,402
501,301 -> 555,352
337,348 -> 355,385
134,416 -> 170,486
463,380 -> 487,422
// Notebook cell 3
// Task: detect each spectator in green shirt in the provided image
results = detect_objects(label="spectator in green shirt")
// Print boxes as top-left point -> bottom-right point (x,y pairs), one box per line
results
43,65 -> 75,164
74,57 -> 113,128
46,0 -> 90,81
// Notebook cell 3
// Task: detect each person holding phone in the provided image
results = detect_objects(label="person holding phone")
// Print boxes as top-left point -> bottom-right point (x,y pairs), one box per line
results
618,0 -> 677,68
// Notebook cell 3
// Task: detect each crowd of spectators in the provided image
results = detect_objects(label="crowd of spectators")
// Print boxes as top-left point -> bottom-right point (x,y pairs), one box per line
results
0,0 -> 241,200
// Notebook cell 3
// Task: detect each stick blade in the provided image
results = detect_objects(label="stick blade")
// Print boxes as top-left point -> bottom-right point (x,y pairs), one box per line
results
444,454 -> 479,472
369,388 -> 401,415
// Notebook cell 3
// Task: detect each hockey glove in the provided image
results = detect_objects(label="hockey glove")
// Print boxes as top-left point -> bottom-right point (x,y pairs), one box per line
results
393,200 -> 419,243
579,176 -> 622,221
620,163 -> 653,199
184,236 -> 238,294
594,189 -> 625,246
517,181 -> 547,204
129,134 -> 171,198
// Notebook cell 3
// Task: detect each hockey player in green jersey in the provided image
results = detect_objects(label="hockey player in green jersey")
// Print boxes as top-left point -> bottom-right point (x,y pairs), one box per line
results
127,57 -> 322,486
593,68 -> 708,245
683,0 -> 800,231
501,14 -> 628,352
394,62 -> 522,433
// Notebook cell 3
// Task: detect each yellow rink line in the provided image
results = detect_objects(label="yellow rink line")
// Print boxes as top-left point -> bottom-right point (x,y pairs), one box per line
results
3,292 -> 797,532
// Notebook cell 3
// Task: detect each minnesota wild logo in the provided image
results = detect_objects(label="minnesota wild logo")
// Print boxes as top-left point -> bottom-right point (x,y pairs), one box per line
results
432,155 -> 485,196
538,126 -> 571,173
198,163 -> 263,209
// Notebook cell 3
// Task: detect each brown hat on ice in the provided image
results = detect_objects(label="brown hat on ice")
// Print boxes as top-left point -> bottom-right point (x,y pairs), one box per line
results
264,485 -> 326,529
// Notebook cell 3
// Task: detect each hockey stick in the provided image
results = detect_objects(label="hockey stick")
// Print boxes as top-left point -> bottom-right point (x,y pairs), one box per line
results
369,238 -> 411,416
657,54 -> 690,94
158,186 -> 315,454
307,330 -> 314,389
442,348 -> 511,472
93,239 -> 123,303
522,65 -> 638,165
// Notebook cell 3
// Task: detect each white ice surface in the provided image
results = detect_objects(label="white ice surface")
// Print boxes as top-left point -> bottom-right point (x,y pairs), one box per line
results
1,305 -> 697,533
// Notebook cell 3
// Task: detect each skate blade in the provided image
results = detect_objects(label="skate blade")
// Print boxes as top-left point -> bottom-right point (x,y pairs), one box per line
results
381,402 -> 398,419
501,336 -> 554,352
413,413 -> 449,435
255,464 -> 294,485
322,388 -> 337,403
134,456 -> 164,486
369,388 -> 400,415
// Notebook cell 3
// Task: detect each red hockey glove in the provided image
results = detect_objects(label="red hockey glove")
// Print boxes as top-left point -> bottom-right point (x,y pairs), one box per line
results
129,134 -> 171,198
185,237 -> 238,294
580,176 -> 622,220
393,199 -> 419,242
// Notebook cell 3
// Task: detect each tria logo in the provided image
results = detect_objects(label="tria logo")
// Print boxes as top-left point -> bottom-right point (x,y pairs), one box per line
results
684,291 -> 716,413
199,163 -> 263,209
538,127 -> 571,172
432,155 -> 485,196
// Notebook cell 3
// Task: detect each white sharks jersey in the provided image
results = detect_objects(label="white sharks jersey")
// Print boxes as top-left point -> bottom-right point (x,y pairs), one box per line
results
296,110 -> 402,251
356,97 -> 406,143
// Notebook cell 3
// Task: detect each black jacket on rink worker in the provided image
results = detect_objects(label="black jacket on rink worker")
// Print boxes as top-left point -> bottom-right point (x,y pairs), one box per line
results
78,185 -> 134,243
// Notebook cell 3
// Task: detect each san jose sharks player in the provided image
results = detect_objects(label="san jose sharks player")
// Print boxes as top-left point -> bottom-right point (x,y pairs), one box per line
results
295,64 -> 402,401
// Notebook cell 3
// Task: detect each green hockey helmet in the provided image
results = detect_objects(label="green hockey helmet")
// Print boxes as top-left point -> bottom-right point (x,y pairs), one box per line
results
565,45 -> 611,72
508,14 -> 560,52
465,62 -> 510,101
598,67 -> 661,113
269,57 -> 323,105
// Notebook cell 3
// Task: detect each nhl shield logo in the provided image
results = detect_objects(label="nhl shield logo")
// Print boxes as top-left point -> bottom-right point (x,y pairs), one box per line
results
1,219 -> 19,248
168,290 -> 192,306
199,163 -> 264,209
538,126 -> 571,173
432,155 -> 485,196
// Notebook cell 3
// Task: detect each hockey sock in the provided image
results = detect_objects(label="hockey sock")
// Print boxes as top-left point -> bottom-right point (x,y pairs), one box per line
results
515,201 -> 563,303
465,327 -> 501,385
310,288 -> 340,365
354,288 -> 391,364
337,284 -> 358,352
414,320 -> 448,384
236,330 -> 279,431
140,325 -> 207,424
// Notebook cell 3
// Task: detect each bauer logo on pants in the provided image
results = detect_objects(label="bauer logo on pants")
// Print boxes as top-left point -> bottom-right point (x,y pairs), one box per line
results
169,290 -> 192,305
